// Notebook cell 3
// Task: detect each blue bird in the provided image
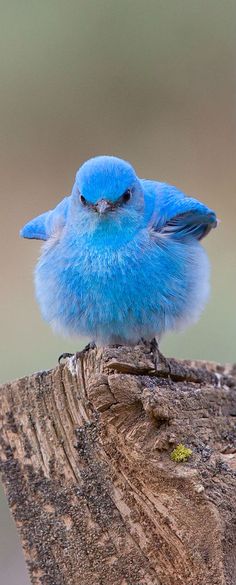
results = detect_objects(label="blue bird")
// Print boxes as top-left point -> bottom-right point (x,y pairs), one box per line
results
20,156 -> 217,347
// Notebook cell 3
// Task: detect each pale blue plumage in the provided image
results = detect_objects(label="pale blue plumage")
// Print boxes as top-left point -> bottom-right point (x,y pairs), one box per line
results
20,156 -> 217,345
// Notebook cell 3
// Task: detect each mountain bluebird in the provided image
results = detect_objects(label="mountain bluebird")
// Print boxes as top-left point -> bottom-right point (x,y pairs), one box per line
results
20,156 -> 217,346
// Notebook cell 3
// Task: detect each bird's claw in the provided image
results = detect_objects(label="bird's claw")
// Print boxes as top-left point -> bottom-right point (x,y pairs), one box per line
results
58,342 -> 96,364
58,352 -> 74,364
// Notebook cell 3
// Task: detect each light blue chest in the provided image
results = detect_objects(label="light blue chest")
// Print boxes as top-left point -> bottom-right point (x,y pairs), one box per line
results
36,223 -> 204,341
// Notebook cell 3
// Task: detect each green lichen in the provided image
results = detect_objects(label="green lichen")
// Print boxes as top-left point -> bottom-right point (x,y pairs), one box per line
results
170,444 -> 192,463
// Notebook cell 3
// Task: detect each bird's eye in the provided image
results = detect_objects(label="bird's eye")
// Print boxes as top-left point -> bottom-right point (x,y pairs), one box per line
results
122,189 -> 131,203
80,195 -> 87,205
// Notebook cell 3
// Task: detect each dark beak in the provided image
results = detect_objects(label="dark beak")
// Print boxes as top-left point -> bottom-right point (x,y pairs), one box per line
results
93,199 -> 114,214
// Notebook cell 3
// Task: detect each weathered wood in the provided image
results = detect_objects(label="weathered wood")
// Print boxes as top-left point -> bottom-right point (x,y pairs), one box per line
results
0,343 -> 236,585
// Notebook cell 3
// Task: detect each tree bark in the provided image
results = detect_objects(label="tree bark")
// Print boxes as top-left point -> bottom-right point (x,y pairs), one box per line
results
0,343 -> 236,585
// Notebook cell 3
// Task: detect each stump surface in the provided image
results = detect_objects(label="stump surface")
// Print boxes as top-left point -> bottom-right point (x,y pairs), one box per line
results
0,344 -> 236,585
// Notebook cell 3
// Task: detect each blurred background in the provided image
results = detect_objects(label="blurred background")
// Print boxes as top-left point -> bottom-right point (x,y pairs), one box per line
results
0,1 -> 235,583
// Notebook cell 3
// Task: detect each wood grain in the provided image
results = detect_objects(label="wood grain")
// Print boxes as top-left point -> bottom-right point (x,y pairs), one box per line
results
0,343 -> 236,585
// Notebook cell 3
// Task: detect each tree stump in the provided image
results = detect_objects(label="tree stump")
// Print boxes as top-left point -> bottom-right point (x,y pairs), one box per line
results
0,343 -> 236,585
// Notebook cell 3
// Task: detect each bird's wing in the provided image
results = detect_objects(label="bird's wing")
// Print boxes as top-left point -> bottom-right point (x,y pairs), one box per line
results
142,180 -> 217,241
20,196 -> 70,240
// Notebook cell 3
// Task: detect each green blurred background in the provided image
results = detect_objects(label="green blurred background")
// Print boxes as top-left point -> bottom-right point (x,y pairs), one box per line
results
0,1 -> 235,583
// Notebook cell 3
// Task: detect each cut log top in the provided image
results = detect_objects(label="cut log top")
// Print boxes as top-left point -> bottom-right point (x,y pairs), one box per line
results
0,343 -> 236,585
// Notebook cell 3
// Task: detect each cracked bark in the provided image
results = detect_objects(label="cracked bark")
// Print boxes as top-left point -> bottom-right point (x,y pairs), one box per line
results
0,343 -> 236,585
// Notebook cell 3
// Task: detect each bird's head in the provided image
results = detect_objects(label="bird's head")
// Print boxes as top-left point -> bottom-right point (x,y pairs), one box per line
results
72,156 -> 144,226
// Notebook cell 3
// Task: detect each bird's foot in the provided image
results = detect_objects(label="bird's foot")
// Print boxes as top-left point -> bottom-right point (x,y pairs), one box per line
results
58,352 -> 74,364
58,341 -> 96,364
149,338 -> 171,374
75,341 -> 96,360
138,338 -> 170,373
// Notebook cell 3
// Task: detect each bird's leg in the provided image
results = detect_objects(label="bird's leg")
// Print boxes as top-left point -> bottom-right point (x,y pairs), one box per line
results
150,337 -> 159,353
138,337 -> 170,373
75,341 -> 97,360
58,341 -> 96,364
150,337 -> 171,373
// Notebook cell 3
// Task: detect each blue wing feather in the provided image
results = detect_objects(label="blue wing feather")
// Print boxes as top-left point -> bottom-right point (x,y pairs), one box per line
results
142,180 -> 217,241
20,196 -> 70,240
20,210 -> 51,240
